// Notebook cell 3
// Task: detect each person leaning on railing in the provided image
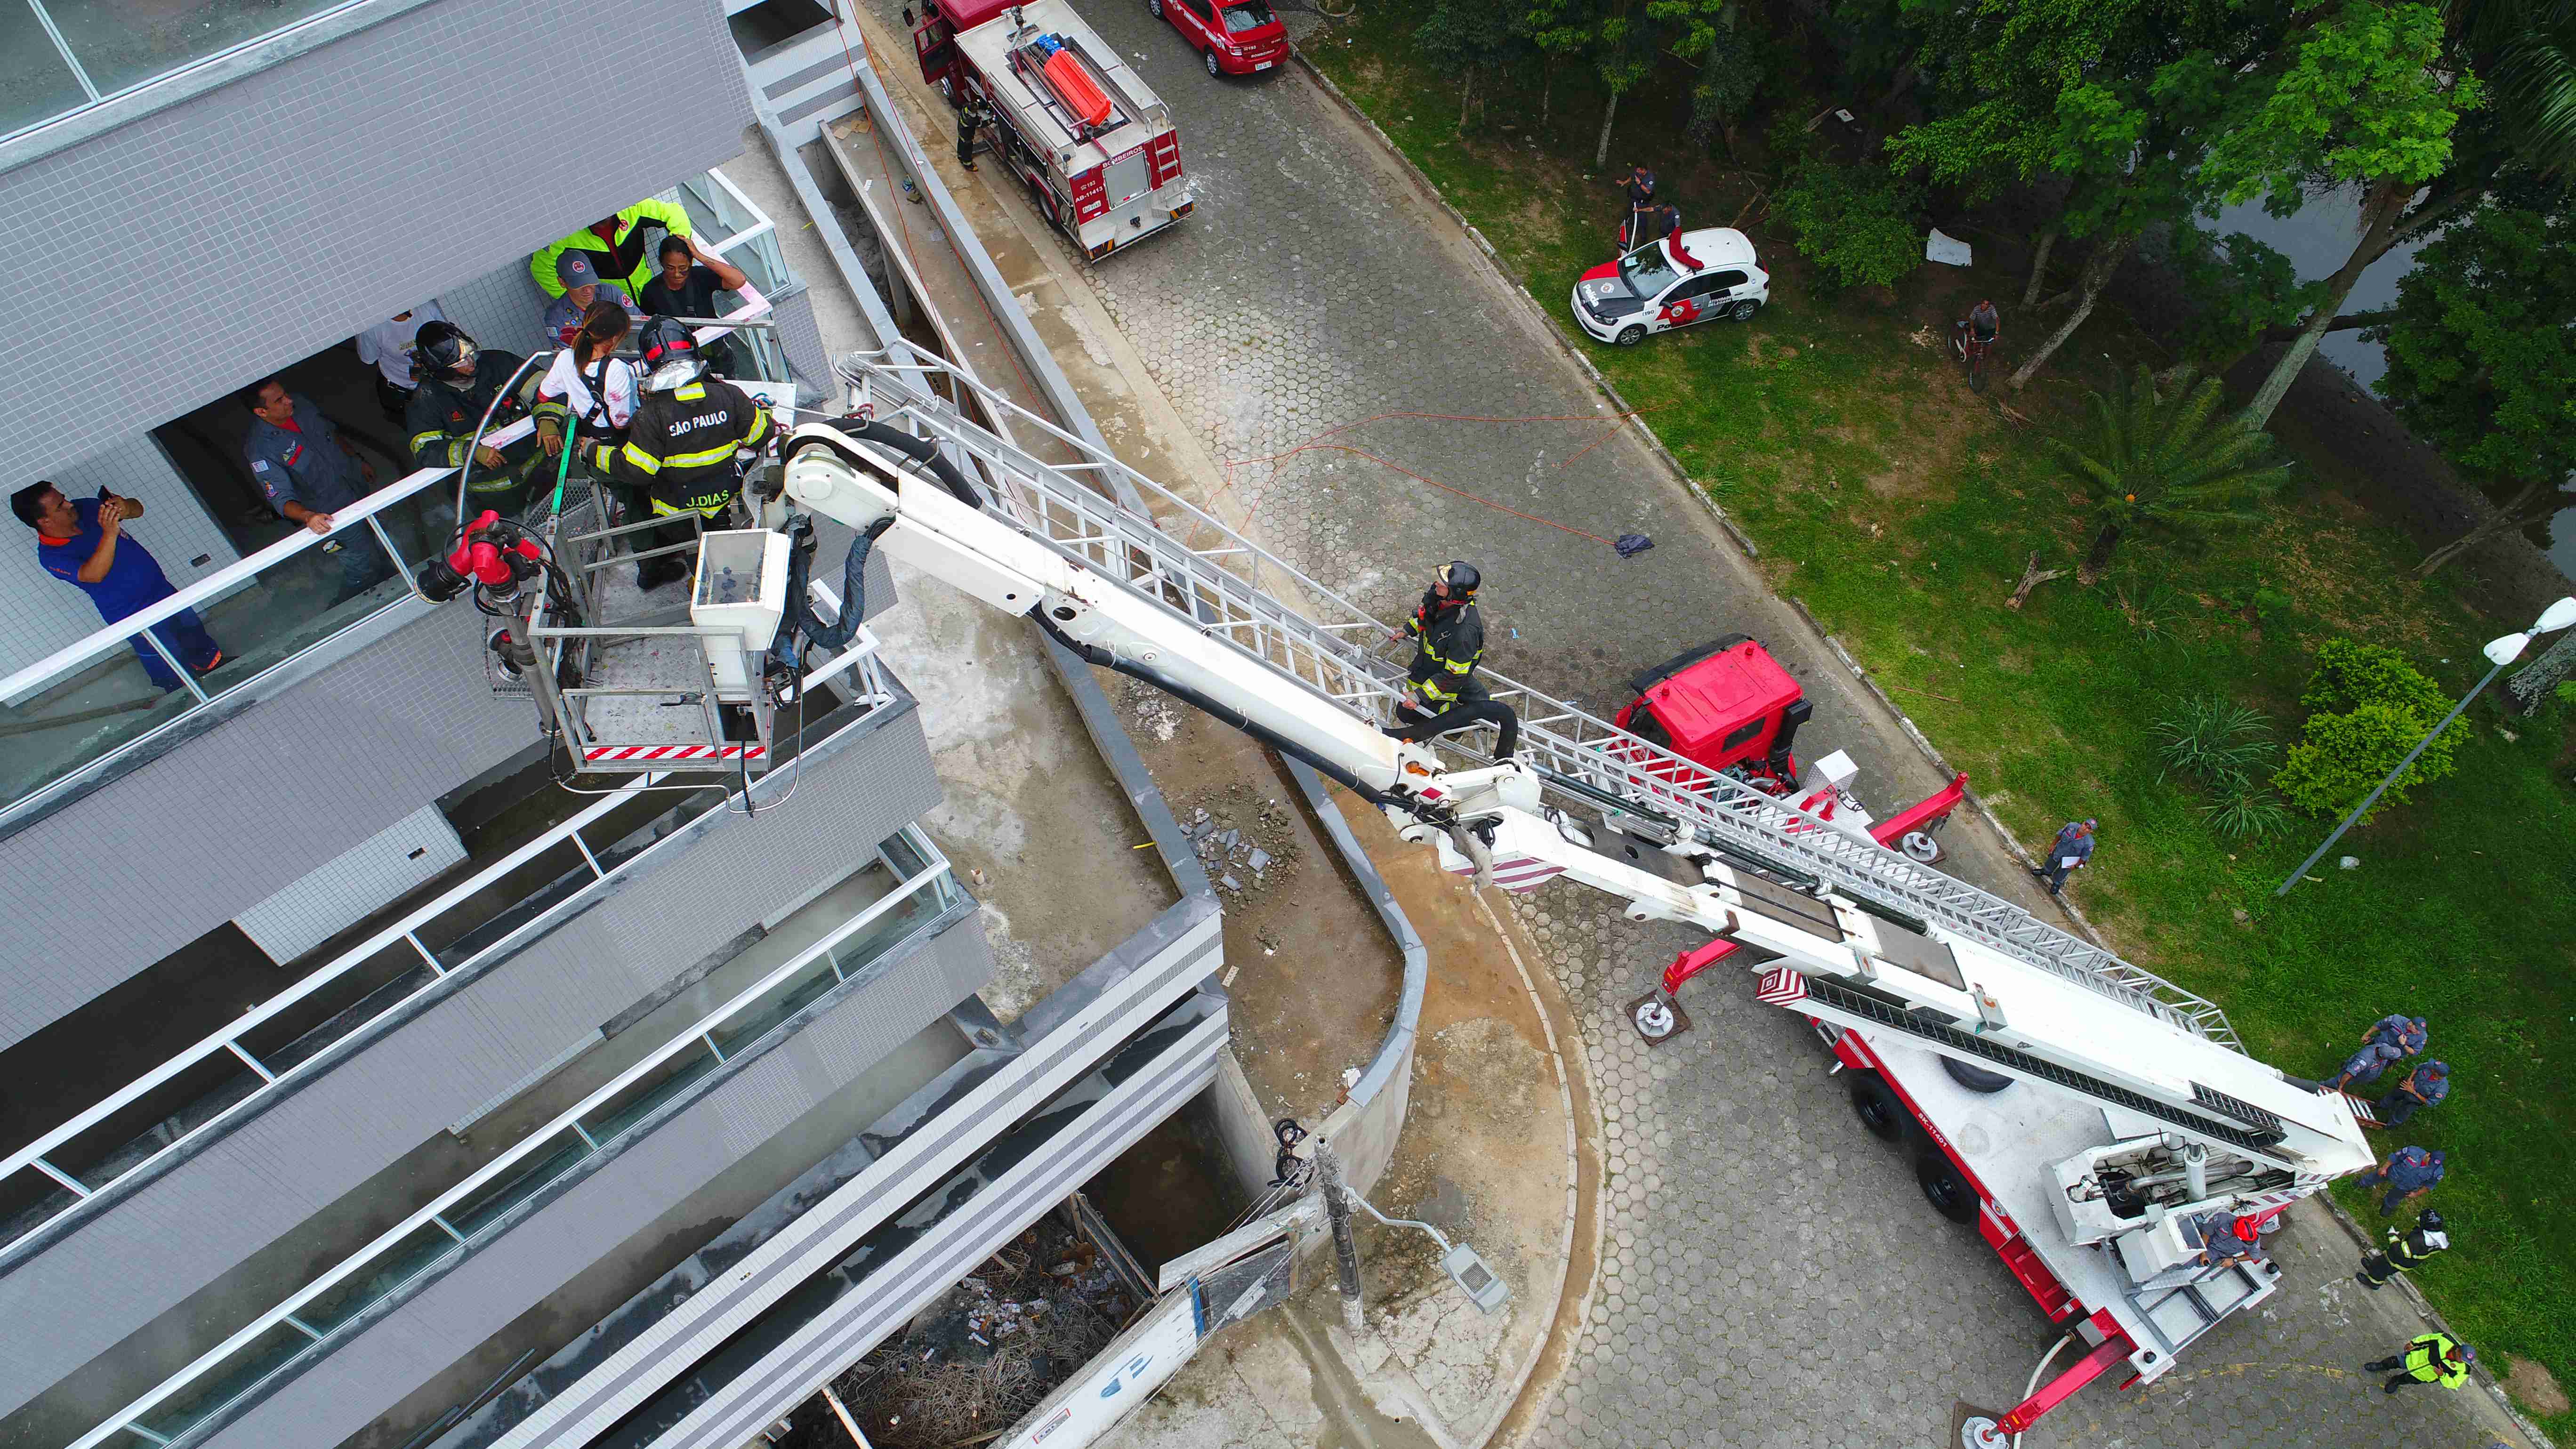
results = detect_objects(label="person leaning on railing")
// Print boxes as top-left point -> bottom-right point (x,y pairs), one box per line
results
12,481 -> 225,692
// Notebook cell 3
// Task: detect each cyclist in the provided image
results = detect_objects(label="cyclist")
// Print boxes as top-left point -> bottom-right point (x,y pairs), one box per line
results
1957,298 -> 2000,354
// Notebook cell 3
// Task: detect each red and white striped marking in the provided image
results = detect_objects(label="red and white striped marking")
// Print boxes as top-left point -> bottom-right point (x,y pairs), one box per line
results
1442,854 -> 1565,893
1755,966 -> 1809,1006
583,743 -> 769,762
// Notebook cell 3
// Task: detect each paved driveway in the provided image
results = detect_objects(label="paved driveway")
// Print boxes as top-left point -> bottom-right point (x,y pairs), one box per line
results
929,9 -> 2523,1444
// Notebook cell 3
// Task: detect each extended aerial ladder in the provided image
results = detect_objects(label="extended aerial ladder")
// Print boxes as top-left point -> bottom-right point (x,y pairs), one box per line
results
565,344 -> 2374,1439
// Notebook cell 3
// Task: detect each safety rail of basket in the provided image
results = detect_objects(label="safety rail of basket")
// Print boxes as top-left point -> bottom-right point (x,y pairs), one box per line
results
833,350 -> 2243,1050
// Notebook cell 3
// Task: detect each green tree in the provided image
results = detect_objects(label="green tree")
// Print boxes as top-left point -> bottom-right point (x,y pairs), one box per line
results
2368,176 -> 2576,575
1417,0 -> 1532,130
2048,364 -> 2295,580
2209,2 -> 2485,426
1681,4 -> 1762,158
1774,162 -> 1924,288
2166,228 -> 2328,376
2273,639 -> 2463,817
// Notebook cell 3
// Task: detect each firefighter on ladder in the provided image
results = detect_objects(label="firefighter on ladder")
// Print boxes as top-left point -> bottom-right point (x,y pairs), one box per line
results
1383,560 -> 1519,759
587,317 -> 774,590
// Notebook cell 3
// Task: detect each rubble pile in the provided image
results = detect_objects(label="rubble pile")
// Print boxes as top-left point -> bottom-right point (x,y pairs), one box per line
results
1180,783 -> 1299,902
824,1217 -> 1135,1449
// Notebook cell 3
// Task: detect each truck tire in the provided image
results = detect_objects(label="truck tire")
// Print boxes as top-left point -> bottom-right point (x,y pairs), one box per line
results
1939,1055 -> 2014,1095
1916,1151 -> 1979,1224
1848,1072 -> 1905,1142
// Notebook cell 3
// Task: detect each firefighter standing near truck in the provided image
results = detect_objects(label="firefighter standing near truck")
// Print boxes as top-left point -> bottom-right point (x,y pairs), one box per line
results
1383,560 -> 1519,759
588,317 -> 773,591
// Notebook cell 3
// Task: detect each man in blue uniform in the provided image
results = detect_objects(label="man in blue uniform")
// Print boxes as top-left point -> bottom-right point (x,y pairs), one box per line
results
2368,1014 -> 2429,1057
2374,1060 -> 2450,1128
2354,1145 -> 2445,1216
241,378 -> 394,604
2033,819 -> 2095,894
13,481 -> 225,690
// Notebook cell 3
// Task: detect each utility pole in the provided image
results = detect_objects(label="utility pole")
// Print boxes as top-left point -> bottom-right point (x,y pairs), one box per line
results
1317,1143 -> 1365,1336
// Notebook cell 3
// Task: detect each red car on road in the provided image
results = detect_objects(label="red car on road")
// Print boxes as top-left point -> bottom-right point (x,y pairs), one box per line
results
1146,0 -> 1288,76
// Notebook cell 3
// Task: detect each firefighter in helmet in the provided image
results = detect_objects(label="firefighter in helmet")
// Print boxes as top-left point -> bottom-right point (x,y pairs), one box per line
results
588,317 -> 775,590
1384,560 -> 1519,758
406,320 -> 546,512
2358,1209 -> 2450,1289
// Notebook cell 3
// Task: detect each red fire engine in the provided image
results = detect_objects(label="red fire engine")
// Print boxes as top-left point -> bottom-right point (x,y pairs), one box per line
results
910,0 -> 1190,260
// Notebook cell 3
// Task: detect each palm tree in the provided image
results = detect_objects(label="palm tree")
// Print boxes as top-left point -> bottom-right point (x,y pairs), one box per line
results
2050,366 -> 2296,582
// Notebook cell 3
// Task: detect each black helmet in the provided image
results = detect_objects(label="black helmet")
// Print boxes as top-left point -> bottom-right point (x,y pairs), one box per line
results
412,320 -> 477,377
637,316 -> 703,389
2417,1208 -> 2446,1232
1440,560 -> 1481,596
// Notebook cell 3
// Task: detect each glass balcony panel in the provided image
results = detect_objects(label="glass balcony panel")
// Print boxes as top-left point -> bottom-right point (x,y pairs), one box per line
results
0,1165 -> 82,1246
298,1220 -> 460,1334
706,953 -> 843,1059
46,0 -> 350,96
578,1043 -> 721,1143
1,7 -> 90,132
46,1052 -> 261,1185
446,1130 -> 591,1238
132,1320 -> 309,1438
0,480 -> 448,812
826,875 -> 942,979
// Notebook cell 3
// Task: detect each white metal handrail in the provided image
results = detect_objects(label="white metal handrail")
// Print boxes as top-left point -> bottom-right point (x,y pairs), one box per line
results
0,626 -> 885,1254
70,827 -> 953,1449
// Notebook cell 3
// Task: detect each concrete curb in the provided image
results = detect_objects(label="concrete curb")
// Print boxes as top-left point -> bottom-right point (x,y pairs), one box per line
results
1291,55 -> 1762,564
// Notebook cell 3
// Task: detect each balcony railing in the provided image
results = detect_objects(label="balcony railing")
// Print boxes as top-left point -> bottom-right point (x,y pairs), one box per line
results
68,825 -> 957,1449
0,628 -> 892,1261
1,279 -> 779,829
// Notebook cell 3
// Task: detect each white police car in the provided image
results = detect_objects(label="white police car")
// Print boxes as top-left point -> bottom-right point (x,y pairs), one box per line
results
1571,229 -> 1770,346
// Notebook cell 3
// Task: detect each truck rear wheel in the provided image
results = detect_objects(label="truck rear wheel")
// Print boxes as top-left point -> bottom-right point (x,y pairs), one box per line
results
1848,1073 -> 1905,1142
1916,1151 -> 1979,1224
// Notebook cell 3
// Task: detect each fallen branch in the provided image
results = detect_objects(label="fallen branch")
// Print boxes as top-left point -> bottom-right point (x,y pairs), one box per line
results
2006,550 -> 2066,610
1730,184 -> 1770,230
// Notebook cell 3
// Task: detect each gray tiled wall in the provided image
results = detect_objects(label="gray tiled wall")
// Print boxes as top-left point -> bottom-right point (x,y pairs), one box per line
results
0,606 -> 539,1047
0,0 -> 755,484
0,699 -> 942,1417
204,914 -> 996,1449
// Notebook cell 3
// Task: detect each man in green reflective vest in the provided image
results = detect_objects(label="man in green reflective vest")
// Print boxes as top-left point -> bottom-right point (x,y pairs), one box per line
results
2365,1332 -> 2473,1394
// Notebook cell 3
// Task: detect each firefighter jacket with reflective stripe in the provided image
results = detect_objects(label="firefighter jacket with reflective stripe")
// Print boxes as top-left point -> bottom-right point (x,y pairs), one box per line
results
406,352 -> 542,484
593,378 -> 773,519
2386,1224 -> 2451,1271
2402,1333 -> 2469,1387
1404,597 -> 1485,706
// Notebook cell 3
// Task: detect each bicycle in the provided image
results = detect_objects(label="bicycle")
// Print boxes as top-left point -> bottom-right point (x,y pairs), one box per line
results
1951,319 -> 1996,393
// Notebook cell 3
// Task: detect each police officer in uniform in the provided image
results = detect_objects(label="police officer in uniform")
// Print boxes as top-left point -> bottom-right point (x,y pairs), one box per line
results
589,317 -> 774,590
1382,560 -> 1519,759
240,378 -> 396,603
407,321 -> 546,514
2358,1208 -> 2449,1289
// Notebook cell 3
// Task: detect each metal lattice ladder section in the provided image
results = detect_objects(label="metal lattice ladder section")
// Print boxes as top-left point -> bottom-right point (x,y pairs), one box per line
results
833,347 -> 2243,1052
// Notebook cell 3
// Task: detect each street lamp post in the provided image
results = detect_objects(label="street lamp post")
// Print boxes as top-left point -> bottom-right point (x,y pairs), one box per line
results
2274,596 -> 2576,897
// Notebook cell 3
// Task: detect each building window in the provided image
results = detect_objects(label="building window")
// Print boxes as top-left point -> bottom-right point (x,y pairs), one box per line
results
7,0 -> 370,142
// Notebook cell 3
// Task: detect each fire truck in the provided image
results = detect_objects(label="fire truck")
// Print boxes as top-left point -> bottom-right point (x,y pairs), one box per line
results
909,0 -> 1190,260
451,347 -> 2379,1447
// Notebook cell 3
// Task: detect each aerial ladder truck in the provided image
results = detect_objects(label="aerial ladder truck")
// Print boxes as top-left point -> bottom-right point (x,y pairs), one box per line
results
456,346 -> 2377,1446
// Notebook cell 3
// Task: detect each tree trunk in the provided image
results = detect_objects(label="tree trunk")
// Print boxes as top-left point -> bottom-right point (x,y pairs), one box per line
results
2411,480 -> 2558,578
2508,628 -> 2576,713
2008,234 -> 2133,389
1859,62 -> 1919,161
1594,89 -> 1621,169
2022,229 -> 2058,308
2242,177 -> 2409,427
2077,523 -> 2122,585
1540,67 -> 1553,131
1459,65 -> 1475,132
2006,550 -> 2067,609
2255,307 -> 2398,344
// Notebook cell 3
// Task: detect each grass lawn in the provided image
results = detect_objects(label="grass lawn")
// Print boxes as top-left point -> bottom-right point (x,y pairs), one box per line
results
1306,15 -> 2576,1436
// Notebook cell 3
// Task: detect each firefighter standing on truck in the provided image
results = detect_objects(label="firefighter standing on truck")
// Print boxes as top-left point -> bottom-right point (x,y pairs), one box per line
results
589,317 -> 773,591
1383,560 -> 1519,759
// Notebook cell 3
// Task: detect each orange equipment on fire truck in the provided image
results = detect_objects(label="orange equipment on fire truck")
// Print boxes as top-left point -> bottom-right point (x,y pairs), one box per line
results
910,0 -> 1190,260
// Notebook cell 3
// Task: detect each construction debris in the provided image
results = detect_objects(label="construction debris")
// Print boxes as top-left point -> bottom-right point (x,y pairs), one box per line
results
1178,783 -> 1301,901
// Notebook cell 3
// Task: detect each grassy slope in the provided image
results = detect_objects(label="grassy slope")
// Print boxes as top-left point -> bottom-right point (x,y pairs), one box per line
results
1306,17 -> 2576,1436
